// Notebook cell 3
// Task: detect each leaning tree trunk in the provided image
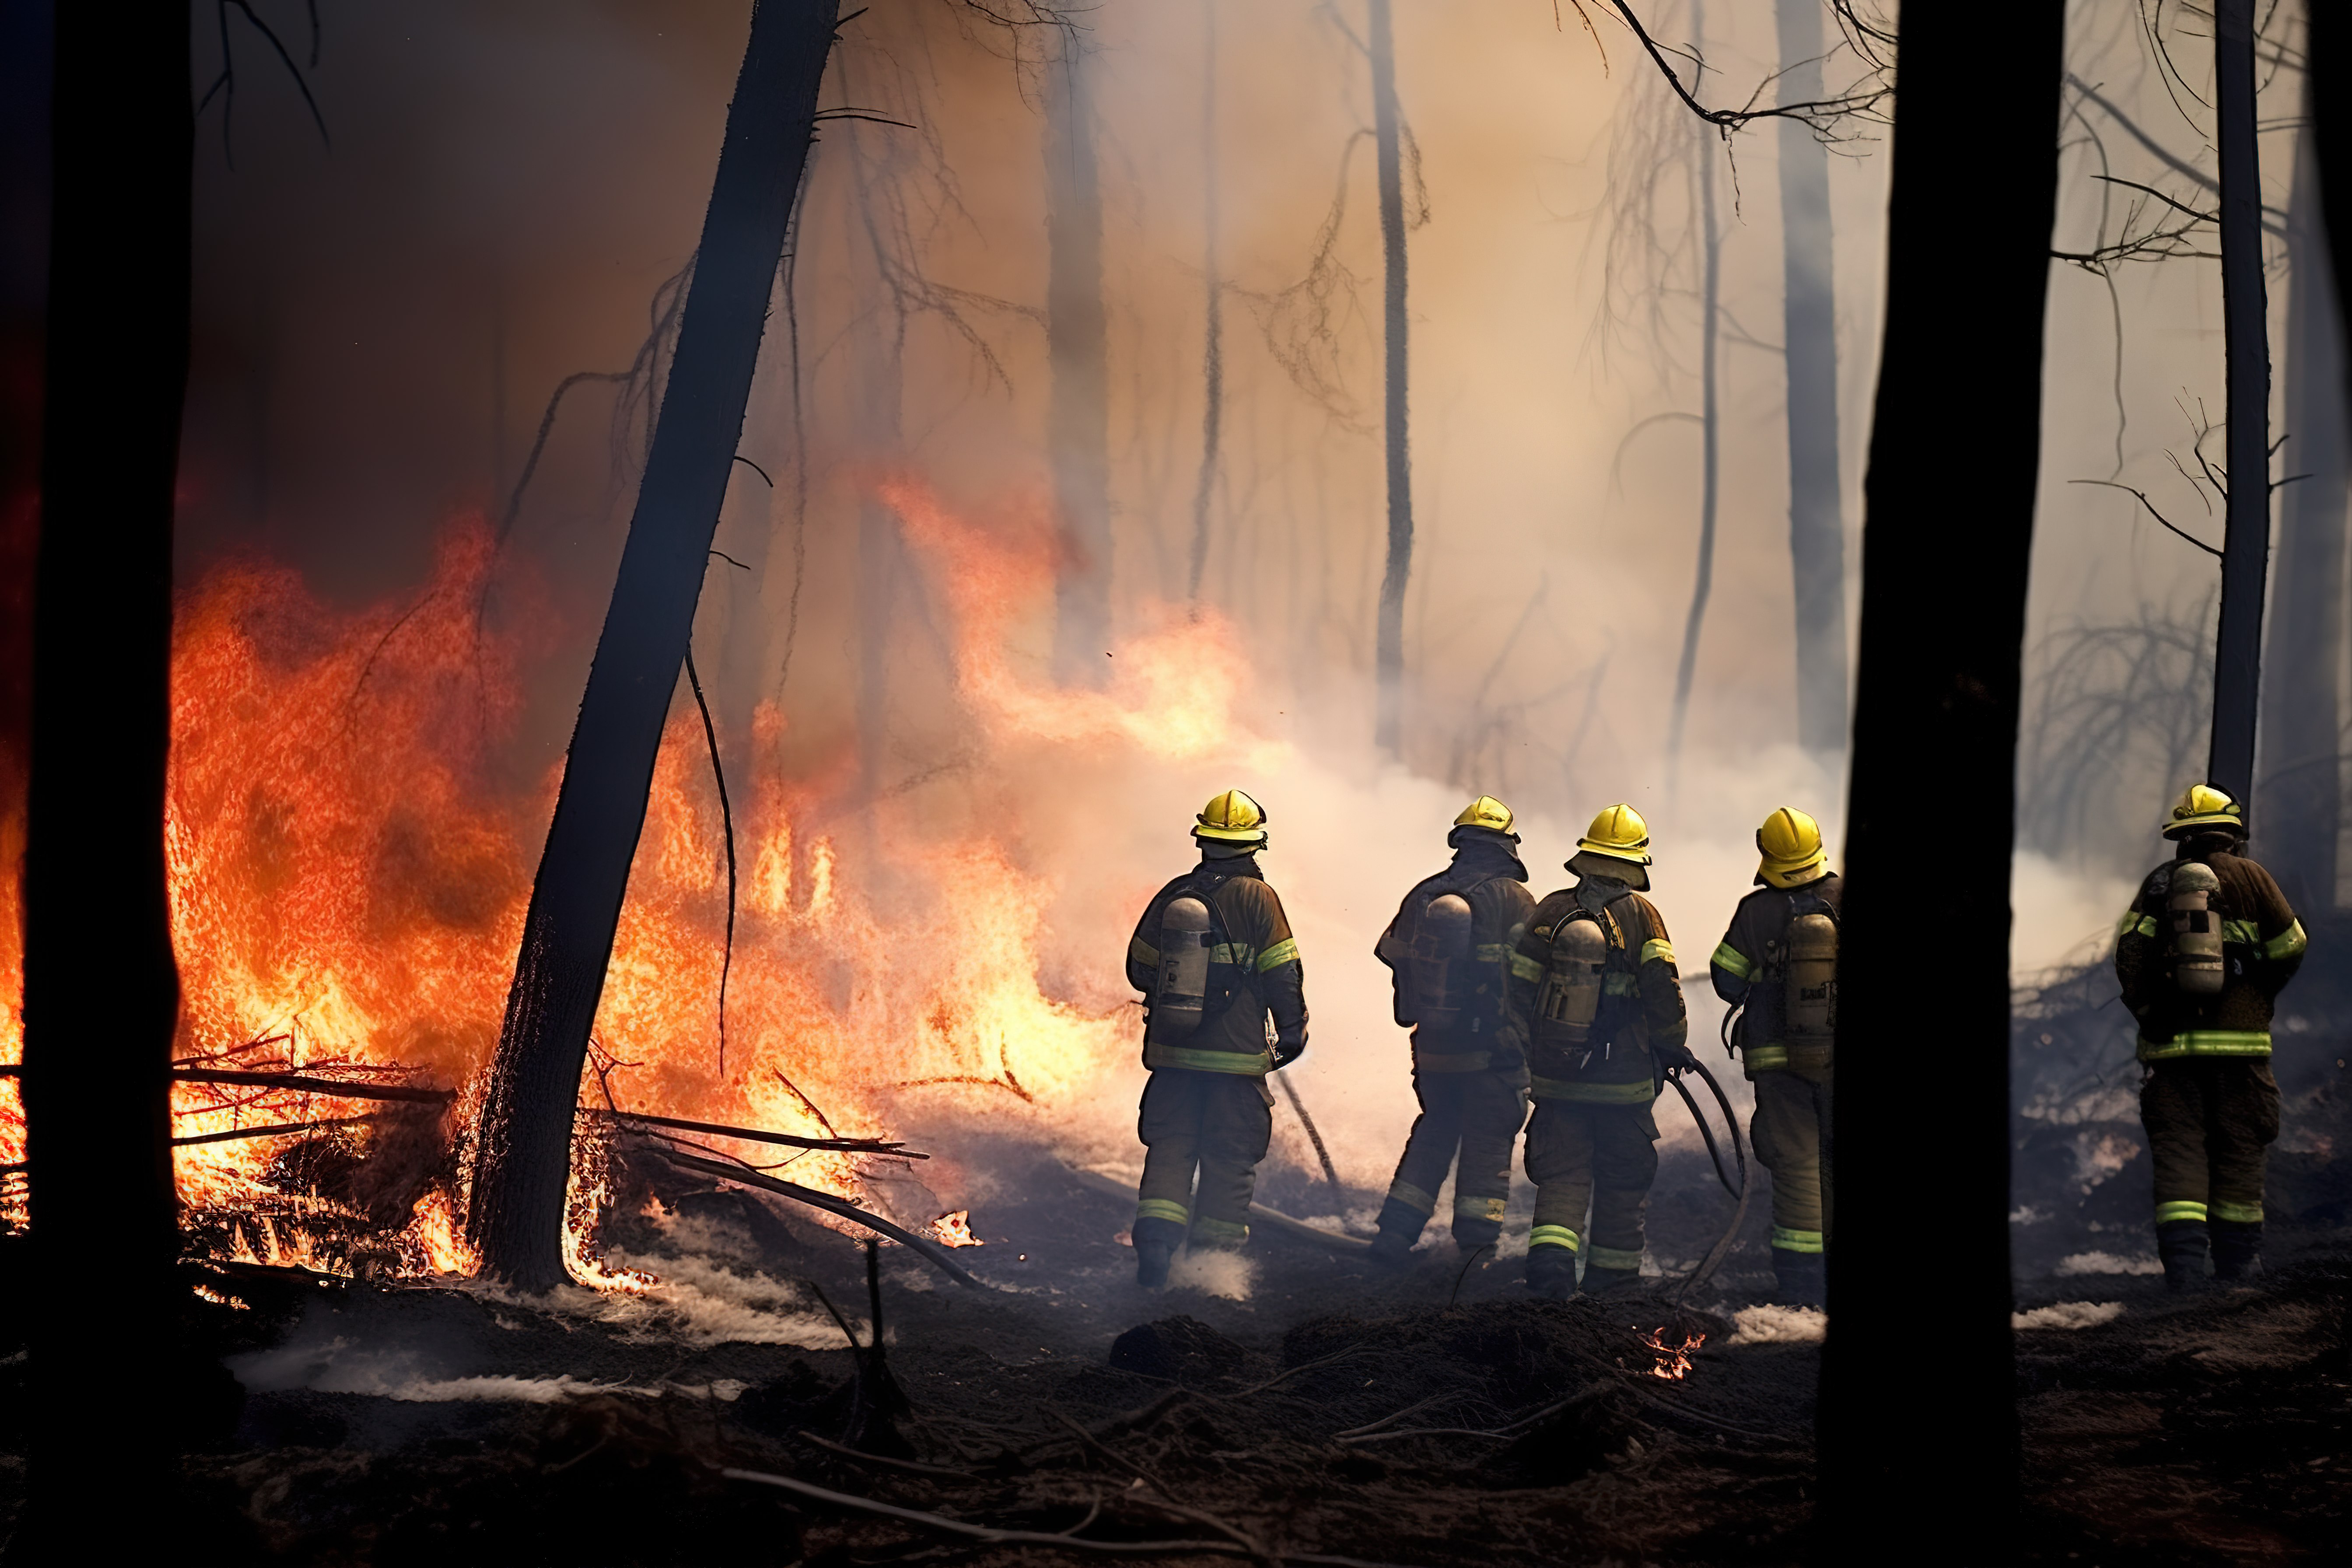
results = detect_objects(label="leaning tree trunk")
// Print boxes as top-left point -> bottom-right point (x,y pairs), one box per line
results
1046,24 -> 1112,684
1665,0 -> 1720,785
1822,4 -> 2065,1561
468,0 -> 838,1292
1774,0 -> 1849,760
2255,116 -> 2345,913
2318,5 -> 2352,392
2206,0 -> 2271,802
17,2 -> 190,1551
1368,0 -> 1413,756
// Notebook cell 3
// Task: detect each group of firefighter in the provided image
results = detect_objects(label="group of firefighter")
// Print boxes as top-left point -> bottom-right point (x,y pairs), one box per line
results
1125,780 -> 2306,1301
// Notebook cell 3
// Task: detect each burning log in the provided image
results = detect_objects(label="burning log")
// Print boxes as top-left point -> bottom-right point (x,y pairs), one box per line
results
583,1107 -> 921,1158
650,1148 -> 980,1288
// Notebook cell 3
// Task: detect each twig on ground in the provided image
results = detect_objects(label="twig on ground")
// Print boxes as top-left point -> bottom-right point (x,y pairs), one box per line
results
652,1151 -> 979,1287
1331,1392 -> 1456,1440
794,1429 -> 981,1480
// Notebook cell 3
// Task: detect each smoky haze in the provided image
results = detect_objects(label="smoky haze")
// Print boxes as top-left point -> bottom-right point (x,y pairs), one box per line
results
101,0 -> 2329,1188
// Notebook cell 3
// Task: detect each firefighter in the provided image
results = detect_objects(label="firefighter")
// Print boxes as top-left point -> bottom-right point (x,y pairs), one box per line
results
1708,807 -> 1839,1308
1124,789 -> 1309,1288
1367,795 -> 1537,1266
1505,804 -> 1693,1297
2114,784 -> 2306,1288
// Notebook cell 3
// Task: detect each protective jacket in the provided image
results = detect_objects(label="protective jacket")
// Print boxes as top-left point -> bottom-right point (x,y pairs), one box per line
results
1372,832 -> 1535,1072
1127,854 -> 1306,1075
1506,877 -> 1687,1106
2114,849 -> 2305,1062
1709,871 -> 1842,1074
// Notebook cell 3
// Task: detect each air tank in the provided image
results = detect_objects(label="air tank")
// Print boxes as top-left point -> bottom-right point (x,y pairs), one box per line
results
2168,861 -> 2224,996
1539,917 -> 1608,1044
1148,896 -> 1214,1041
1784,913 -> 1839,1040
1410,893 -> 1473,1028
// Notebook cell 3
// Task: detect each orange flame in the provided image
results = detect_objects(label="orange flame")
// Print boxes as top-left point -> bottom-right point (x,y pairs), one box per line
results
1642,1328 -> 1705,1380
931,1209 -> 981,1248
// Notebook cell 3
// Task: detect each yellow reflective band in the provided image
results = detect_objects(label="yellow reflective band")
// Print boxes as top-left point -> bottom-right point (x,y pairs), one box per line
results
1530,1076 -> 1657,1105
2264,920 -> 2308,961
1508,951 -> 1546,983
1770,1227 -> 1825,1254
2116,910 -> 2156,940
1744,1044 -> 1790,1071
1475,942 -> 1513,962
1586,1245 -> 1645,1271
1209,942 -> 1257,968
1603,973 -> 1641,996
1413,1050 -> 1492,1073
2222,918 -> 2263,947
1710,941 -> 1755,980
2210,1200 -> 2263,1225
2154,1200 -> 2208,1225
1144,1044 -> 1273,1075
1190,1217 -> 1249,1244
1256,937 -> 1300,972
1135,1198 -> 1191,1227
1386,1181 -> 1437,1216
1528,1224 -> 1581,1253
1453,1194 -> 1508,1223
2138,1030 -> 2272,1061
1640,938 -> 1676,967
1130,936 -> 1161,966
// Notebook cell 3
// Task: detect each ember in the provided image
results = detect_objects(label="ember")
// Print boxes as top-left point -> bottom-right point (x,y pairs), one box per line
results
932,1210 -> 982,1248
1642,1327 -> 1705,1380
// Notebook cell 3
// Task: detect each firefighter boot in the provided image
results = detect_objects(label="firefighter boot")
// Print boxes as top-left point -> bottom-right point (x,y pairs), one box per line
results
1133,1215 -> 1186,1288
1771,1248 -> 1827,1308
1525,1245 -> 1579,1300
1579,1266 -> 1641,1295
2210,1219 -> 2263,1282
2156,1219 -> 2209,1291
1368,1197 -> 1426,1269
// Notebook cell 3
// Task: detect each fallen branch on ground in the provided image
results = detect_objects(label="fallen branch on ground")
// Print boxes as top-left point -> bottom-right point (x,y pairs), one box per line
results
792,1429 -> 982,1480
172,1068 -> 453,1105
651,1149 -> 980,1288
584,1107 -> 922,1157
171,1114 -> 385,1147
1054,1159 -> 1372,1254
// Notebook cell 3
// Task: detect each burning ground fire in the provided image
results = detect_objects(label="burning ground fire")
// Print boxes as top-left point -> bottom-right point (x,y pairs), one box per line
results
0,477 -> 1271,1283
1643,1328 -> 1705,1381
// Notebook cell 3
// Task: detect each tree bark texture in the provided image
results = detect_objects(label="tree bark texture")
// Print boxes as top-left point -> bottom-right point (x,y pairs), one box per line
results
2317,4 -> 2352,373
17,0 -> 190,1549
1369,0 -> 1412,756
2255,119 -> 2345,912
468,0 -> 838,1292
1774,0 -> 1849,758
1665,0 -> 1719,783
1821,6 -> 2065,1560
1046,24 -> 1111,684
2206,0 -> 2270,802
1187,0 -> 1222,608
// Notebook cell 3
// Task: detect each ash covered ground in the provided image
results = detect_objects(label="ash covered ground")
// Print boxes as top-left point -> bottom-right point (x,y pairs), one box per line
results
4,1110 -> 2347,1567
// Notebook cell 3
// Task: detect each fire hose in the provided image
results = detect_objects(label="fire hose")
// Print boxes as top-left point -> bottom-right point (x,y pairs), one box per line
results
1664,1050 -> 1749,1304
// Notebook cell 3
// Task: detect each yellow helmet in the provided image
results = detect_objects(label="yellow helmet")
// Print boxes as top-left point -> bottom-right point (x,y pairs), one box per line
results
1452,794 -> 1517,837
1194,788 -> 1270,847
1575,803 -> 1653,867
1756,806 -> 1830,888
2163,783 -> 2243,840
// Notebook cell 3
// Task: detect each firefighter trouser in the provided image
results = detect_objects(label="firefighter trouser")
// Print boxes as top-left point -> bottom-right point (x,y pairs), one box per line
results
1134,1068 -> 1274,1250
2140,1057 -> 2278,1231
1749,1065 -> 1832,1256
1380,1068 -> 1530,1247
1522,1097 -> 1659,1273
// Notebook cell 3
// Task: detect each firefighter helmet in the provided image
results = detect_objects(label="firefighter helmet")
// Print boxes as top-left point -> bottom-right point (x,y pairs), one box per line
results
1194,788 -> 1270,847
1756,807 -> 1830,888
2163,783 -> 2243,840
1452,794 -> 1518,838
1575,804 -> 1653,867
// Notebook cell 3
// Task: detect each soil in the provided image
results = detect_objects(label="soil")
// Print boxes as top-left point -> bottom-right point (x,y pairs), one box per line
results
1,1133 -> 2343,1566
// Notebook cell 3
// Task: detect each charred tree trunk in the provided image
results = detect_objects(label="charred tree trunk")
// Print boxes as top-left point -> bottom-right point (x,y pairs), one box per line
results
2206,0 -> 2271,802
1823,4 -> 2065,1560
1369,0 -> 1413,756
1187,0 -> 1222,609
2319,6 -> 2352,381
16,1 -> 190,1549
468,0 -> 837,1292
1665,0 -> 1720,785
2255,118 -> 2345,912
1046,23 -> 1111,684
1774,0 -> 1848,758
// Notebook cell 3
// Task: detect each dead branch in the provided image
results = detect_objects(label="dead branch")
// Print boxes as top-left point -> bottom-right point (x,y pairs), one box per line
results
793,1429 -> 982,1480
171,1114 -> 384,1148
651,1149 -> 979,1287
172,1068 -> 453,1105
586,1108 -> 918,1156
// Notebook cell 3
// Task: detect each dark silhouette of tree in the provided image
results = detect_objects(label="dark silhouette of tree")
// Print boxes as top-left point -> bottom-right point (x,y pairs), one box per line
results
1369,0 -> 1414,756
468,0 -> 841,1292
1662,0 -> 1721,786
1187,0 -> 1224,609
1044,20 -> 1111,683
1822,4 -> 2065,1561
15,2 -> 192,1550
1774,0 -> 1850,759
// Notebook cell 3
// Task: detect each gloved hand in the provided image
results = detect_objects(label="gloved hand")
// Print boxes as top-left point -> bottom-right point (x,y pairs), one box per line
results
1655,1039 -> 1698,1074
1272,1026 -> 1308,1069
